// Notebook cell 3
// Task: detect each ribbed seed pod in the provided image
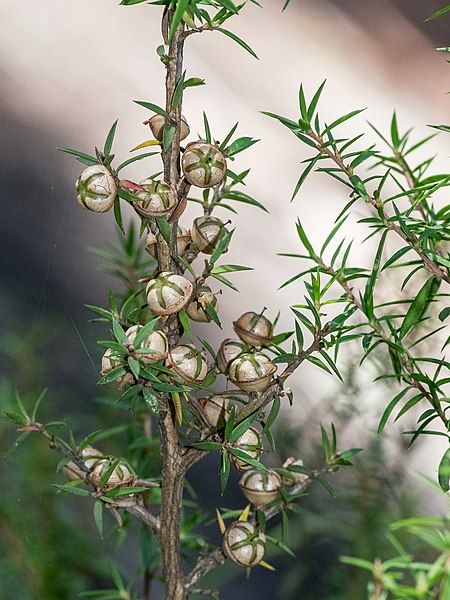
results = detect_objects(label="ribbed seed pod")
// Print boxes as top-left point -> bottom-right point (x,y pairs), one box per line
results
217,339 -> 246,374
147,114 -> 190,142
63,446 -> 103,481
239,469 -> 282,508
146,272 -> 193,316
228,352 -> 277,393
166,344 -> 208,384
191,216 -> 224,254
281,457 -> 309,487
125,325 -> 168,363
230,427 -> 263,471
145,227 -> 191,258
90,459 -> 134,489
101,348 -> 133,387
233,311 -> 273,347
198,395 -> 230,428
223,521 -> 266,567
76,164 -> 117,212
186,285 -> 218,323
133,178 -> 177,218
182,141 -> 227,188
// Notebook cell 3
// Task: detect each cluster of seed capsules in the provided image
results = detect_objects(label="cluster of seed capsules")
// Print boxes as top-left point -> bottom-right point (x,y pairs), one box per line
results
75,114 -> 302,568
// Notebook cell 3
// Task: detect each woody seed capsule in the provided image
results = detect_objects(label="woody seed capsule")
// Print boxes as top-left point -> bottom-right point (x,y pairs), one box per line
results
76,164 -> 117,212
166,344 -> 208,384
182,141 -> 227,188
146,272 -> 193,316
222,521 -> 266,567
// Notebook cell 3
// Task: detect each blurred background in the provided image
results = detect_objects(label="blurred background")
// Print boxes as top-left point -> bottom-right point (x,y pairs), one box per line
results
1,0 -> 450,598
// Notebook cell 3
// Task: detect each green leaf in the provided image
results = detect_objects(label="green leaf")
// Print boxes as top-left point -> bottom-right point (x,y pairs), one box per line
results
93,501 -> 103,537
58,147 -> 97,166
155,216 -> 171,244
113,197 -> 124,234
324,108 -> 366,132
134,100 -> 169,119
226,136 -> 259,157
439,307 -> 450,322
192,441 -> 222,451
142,386 -> 159,413
216,27 -> 258,59
425,4 -> 450,21
224,405 -> 236,441
264,397 -> 280,433
230,413 -> 257,443
229,449 -> 267,471
438,448 -> 450,492
211,264 -> 252,274
116,151 -> 158,173
120,0 -> 148,4
377,387 -> 412,439
53,484 -> 91,497
220,452 -> 231,494
399,277 -> 438,339
169,0 -> 190,42
134,318 -> 159,348
104,120 -> 118,156
112,319 -> 127,343
179,310 -> 192,340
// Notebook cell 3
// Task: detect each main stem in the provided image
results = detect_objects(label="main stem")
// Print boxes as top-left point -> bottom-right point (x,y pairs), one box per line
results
157,10 -> 187,600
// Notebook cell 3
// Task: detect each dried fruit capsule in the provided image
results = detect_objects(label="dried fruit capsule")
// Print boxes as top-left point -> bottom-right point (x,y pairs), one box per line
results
239,469 -> 282,508
146,227 -> 191,258
228,352 -> 277,393
198,395 -> 230,428
147,114 -> 190,142
125,325 -> 168,363
101,348 -> 133,387
63,446 -> 103,481
222,521 -> 266,567
282,457 -> 309,487
230,427 -> 263,471
76,164 -> 117,212
191,216 -> 225,254
90,459 -> 134,489
133,178 -> 177,218
233,311 -> 273,347
186,285 -> 218,323
182,141 -> 227,188
146,272 -> 193,316
166,344 -> 208,384
217,339 -> 246,374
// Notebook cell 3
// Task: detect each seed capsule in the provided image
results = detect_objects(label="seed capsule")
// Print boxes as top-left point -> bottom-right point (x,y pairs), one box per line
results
147,114 -> 190,142
230,427 -> 263,471
282,457 -> 309,487
182,141 -> 227,188
146,272 -> 193,316
239,469 -> 282,508
223,521 -> 266,567
233,311 -> 273,347
63,446 -> 103,481
191,216 -> 225,254
198,395 -> 230,428
186,285 -> 218,323
90,459 -> 134,489
101,348 -> 133,387
145,227 -> 191,258
76,164 -> 117,212
133,178 -> 178,218
166,344 -> 208,384
217,339 -> 246,374
228,352 -> 277,393
125,325 -> 168,363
